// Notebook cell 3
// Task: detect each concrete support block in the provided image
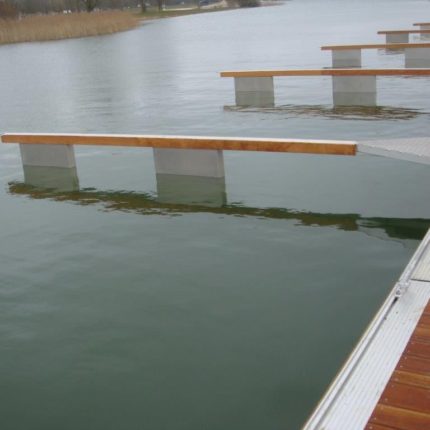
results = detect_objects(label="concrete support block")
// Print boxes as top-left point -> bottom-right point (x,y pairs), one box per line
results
405,47 -> 430,67
386,33 -> 409,43
332,75 -> 377,106
234,77 -> 275,107
22,165 -> 79,191
156,174 -> 226,207
19,144 -> 76,168
153,148 -> 225,178
332,49 -> 362,68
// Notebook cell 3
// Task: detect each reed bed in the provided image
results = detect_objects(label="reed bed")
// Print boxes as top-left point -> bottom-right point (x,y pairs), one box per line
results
0,11 -> 140,44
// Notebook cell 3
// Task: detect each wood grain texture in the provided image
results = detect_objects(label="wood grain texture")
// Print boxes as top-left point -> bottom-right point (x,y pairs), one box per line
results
378,29 -> 430,34
321,43 -> 430,51
368,405 -> 430,430
366,299 -> 430,429
0,133 -> 357,156
380,382 -> 430,413
392,370 -> 430,389
220,69 -> 430,77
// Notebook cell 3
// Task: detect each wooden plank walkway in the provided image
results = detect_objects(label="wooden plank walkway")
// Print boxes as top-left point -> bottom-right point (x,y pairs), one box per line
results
321,43 -> 430,51
365,300 -> 430,430
0,133 -> 357,156
220,69 -> 430,78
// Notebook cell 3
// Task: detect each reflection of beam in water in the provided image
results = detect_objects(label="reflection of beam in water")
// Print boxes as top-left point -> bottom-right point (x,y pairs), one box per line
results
23,165 -> 79,192
156,174 -> 226,207
8,182 -> 430,242
224,105 -> 424,121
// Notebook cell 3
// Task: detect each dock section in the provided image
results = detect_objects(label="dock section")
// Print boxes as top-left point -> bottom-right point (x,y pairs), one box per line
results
303,229 -> 430,430
359,137 -> 430,165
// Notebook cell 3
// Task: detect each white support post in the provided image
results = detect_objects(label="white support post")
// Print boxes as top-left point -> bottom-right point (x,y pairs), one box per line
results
153,148 -> 225,178
332,75 -> 377,107
19,143 -> 79,191
332,49 -> 362,68
386,33 -> 409,43
20,143 -> 76,168
405,47 -> 430,67
234,77 -> 275,107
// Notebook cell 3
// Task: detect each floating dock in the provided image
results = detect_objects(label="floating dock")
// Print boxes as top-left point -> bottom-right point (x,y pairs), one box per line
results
303,229 -> 430,429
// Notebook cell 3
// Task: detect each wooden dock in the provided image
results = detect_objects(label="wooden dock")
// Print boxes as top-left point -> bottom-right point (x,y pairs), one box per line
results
303,229 -> 430,430
365,299 -> 430,429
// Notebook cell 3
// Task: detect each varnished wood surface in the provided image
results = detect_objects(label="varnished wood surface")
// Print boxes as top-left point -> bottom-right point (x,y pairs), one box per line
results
321,43 -> 430,51
220,69 -> 430,78
378,29 -> 430,34
0,133 -> 357,156
365,300 -> 430,430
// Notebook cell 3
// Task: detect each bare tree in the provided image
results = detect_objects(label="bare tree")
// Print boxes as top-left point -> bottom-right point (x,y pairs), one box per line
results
82,0 -> 98,11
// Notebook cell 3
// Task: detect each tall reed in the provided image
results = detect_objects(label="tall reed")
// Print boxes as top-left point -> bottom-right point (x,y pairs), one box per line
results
0,11 -> 140,44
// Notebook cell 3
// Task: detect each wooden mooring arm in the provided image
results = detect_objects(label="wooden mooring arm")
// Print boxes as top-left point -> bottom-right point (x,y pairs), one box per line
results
1,133 -> 357,156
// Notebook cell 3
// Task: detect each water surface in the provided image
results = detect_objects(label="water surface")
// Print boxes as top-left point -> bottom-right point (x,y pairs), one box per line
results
1,1 -> 430,429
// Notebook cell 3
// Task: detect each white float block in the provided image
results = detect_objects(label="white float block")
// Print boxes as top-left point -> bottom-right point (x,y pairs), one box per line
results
405,47 -> 430,67
153,148 -> 225,178
386,34 -> 409,43
332,75 -> 377,106
22,165 -> 79,191
234,77 -> 275,107
20,143 -> 76,168
156,174 -> 226,207
332,49 -> 362,68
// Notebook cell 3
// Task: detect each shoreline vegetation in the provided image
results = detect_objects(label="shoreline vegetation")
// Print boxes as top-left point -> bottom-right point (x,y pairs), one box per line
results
0,11 -> 140,44
0,0 -> 269,45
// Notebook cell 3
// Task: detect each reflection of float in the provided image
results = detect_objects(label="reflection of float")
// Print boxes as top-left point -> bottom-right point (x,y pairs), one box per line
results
8,181 -> 430,244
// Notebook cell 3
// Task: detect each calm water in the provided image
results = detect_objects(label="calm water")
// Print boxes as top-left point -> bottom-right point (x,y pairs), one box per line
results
2,1 -> 430,429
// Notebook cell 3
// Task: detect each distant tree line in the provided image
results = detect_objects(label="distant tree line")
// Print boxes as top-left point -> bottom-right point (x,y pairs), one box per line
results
0,0 -> 259,18
0,0 -> 156,15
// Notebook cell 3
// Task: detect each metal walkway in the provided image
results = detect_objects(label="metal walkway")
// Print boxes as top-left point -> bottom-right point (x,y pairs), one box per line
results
303,229 -> 430,430
359,137 -> 430,165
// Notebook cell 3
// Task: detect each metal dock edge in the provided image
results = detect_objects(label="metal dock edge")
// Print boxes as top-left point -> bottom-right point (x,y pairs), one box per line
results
302,228 -> 430,430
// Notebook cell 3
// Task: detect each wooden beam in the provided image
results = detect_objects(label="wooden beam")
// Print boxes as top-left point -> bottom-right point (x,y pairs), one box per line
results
378,29 -> 430,34
321,43 -> 430,51
220,68 -> 430,78
1,133 -> 357,156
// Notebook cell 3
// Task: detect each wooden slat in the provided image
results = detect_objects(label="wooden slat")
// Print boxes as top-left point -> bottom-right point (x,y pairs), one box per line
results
379,382 -> 430,413
0,133 -> 357,156
220,68 -> 430,78
364,423 -> 399,430
321,43 -> 430,51
406,339 -> 430,358
392,370 -> 430,390
368,404 -> 430,430
419,314 -> 430,326
415,325 -> 430,341
378,29 -> 430,34
397,354 -> 430,376
414,23 -> 430,26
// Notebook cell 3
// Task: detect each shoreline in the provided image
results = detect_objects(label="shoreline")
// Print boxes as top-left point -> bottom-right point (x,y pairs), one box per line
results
0,2 -> 281,46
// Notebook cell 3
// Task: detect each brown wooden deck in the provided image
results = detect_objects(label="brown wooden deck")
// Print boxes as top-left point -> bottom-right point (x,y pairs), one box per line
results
365,299 -> 430,430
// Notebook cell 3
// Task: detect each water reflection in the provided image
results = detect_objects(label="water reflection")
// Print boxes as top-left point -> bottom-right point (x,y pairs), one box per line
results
156,174 -> 226,207
22,165 -> 79,192
224,104 -> 424,121
8,182 -> 430,242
